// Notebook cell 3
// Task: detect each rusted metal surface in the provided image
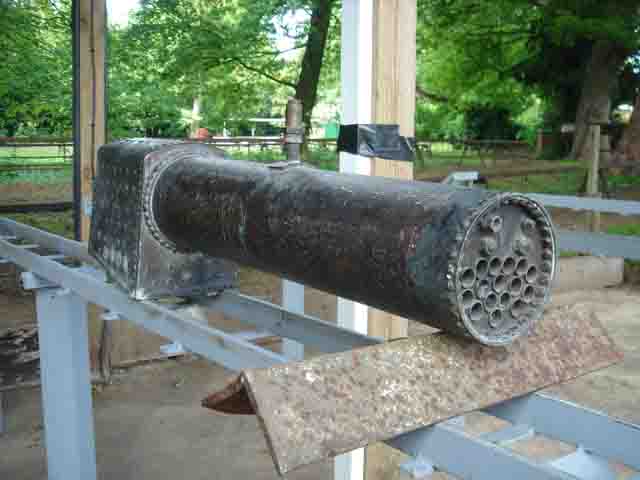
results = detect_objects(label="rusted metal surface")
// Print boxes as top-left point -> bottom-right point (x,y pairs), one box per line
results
203,307 -> 622,475
133,141 -> 557,345
89,140 -> 237,300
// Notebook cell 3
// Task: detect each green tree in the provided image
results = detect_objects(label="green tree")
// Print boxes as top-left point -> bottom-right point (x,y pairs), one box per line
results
0,0 -> 72,136
417,0 -> 640,159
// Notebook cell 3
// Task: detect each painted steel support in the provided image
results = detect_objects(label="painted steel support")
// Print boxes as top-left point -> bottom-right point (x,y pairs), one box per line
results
282,280 -> 305,361
336,1 -> 374,478
32,285 -> 97,480
485,393 -> 640,470
282,98 -> 306,363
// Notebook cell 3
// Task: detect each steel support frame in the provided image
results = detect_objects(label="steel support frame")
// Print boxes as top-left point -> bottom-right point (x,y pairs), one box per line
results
33,286 -> 97,480
1,220 -> 639,480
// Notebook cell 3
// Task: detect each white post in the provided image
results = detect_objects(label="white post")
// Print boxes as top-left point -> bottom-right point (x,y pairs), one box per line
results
35,287 -> 97,480
282,280 -> 305,361
335,1 -> 374,479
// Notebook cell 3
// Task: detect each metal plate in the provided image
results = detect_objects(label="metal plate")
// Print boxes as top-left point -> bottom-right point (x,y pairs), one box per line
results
203,306 -> 622,474
89,140 -> 238,299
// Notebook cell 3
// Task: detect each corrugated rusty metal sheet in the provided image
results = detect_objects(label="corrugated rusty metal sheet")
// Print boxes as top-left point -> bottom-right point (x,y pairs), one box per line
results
203,306 -> 621,474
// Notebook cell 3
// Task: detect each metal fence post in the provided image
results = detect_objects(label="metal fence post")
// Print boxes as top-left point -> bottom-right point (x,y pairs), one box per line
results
587,124 -> 602,233
0,391 -> 5,434
33,284 -> 97,480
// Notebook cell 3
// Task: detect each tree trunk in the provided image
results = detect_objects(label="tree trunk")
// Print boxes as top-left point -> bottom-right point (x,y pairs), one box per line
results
295,0 -> 334,152
571,40 -> 627,161
612,95 -> 640,173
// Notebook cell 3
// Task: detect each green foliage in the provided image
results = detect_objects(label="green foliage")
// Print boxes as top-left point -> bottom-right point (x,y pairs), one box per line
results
490,169 -> 583,194
415,0 -> 640,138
0,0 -> 72,136
607,223 -> 640,237
7,212 -> 74,238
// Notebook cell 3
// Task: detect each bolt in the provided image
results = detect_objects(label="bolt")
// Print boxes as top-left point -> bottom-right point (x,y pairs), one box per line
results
481,237 -> 498,256
483,215 -> 503,233
521,218 -> 536,235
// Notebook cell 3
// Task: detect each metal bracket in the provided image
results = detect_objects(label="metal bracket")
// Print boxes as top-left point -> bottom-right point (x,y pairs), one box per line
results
20,271 -> 58,290
550,446 -> 617,480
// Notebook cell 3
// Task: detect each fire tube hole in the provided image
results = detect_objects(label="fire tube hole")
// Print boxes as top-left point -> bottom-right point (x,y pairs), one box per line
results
476,259 -> 489,279
461,290 -> 475,307
485,293 -> 498,310
511,299 -> 527,318
469,302 -> 484,322
493,274 -> 507,293
499,292 -> 511,309
489,257 -> 502,276
522,285 -> 535,303
502,257 -> 516,275
489,310 -> 503,328
526,266 -> 538,284
509,277 -> 523,295
516,257 -> 528,276
460,268 -> 476,288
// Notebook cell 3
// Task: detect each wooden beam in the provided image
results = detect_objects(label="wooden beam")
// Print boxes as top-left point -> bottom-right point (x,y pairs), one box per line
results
366,1 -> 416,479
367,0 -> 415,341
73,0 -> 106,242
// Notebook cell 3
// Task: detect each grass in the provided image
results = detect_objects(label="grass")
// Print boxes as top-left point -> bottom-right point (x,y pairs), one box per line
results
607,223 -> 640,237
0,144 -> 72,185
0,145 -> 72,165
490,171 -> 583,195
0,169 -> 71,185
5,212 -> 74,239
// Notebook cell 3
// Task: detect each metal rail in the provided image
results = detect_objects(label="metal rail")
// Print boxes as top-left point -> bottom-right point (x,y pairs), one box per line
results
0,202 -> 73,214
0,217 -> 638,480
444,171 -> 640,260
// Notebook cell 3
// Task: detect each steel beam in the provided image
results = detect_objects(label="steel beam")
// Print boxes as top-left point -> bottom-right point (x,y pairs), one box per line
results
33,287 -> 96,480
389,421 -> 574,480
207,291 -> 378,353
529,193 -> 640,216
0,238 -> 286,371
557,229 -> 640,260
485,393 -> 640,470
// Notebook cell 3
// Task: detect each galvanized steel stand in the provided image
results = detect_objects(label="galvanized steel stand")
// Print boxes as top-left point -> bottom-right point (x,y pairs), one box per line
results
25,275 -> 97,480
1,217 -> 639,480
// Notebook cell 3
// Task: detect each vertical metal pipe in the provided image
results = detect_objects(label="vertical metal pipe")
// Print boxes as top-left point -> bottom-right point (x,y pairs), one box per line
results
284,98 -> 304,162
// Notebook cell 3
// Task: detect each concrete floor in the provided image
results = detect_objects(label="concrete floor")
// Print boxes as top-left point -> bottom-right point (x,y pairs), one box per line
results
1,287 -> 640,479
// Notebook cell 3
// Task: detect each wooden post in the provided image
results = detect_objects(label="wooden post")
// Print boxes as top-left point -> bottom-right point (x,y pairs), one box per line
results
73,0 -> 107,242
365,1 -> 416,479
587,124 -> 601,232
336,2 -> 416,479
367,0 -> 415,343
72,0 -> 109,381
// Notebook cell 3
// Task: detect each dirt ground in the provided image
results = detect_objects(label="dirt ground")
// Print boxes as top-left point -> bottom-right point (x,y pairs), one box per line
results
1,283 -> 640,479
0,182 -> 72,205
